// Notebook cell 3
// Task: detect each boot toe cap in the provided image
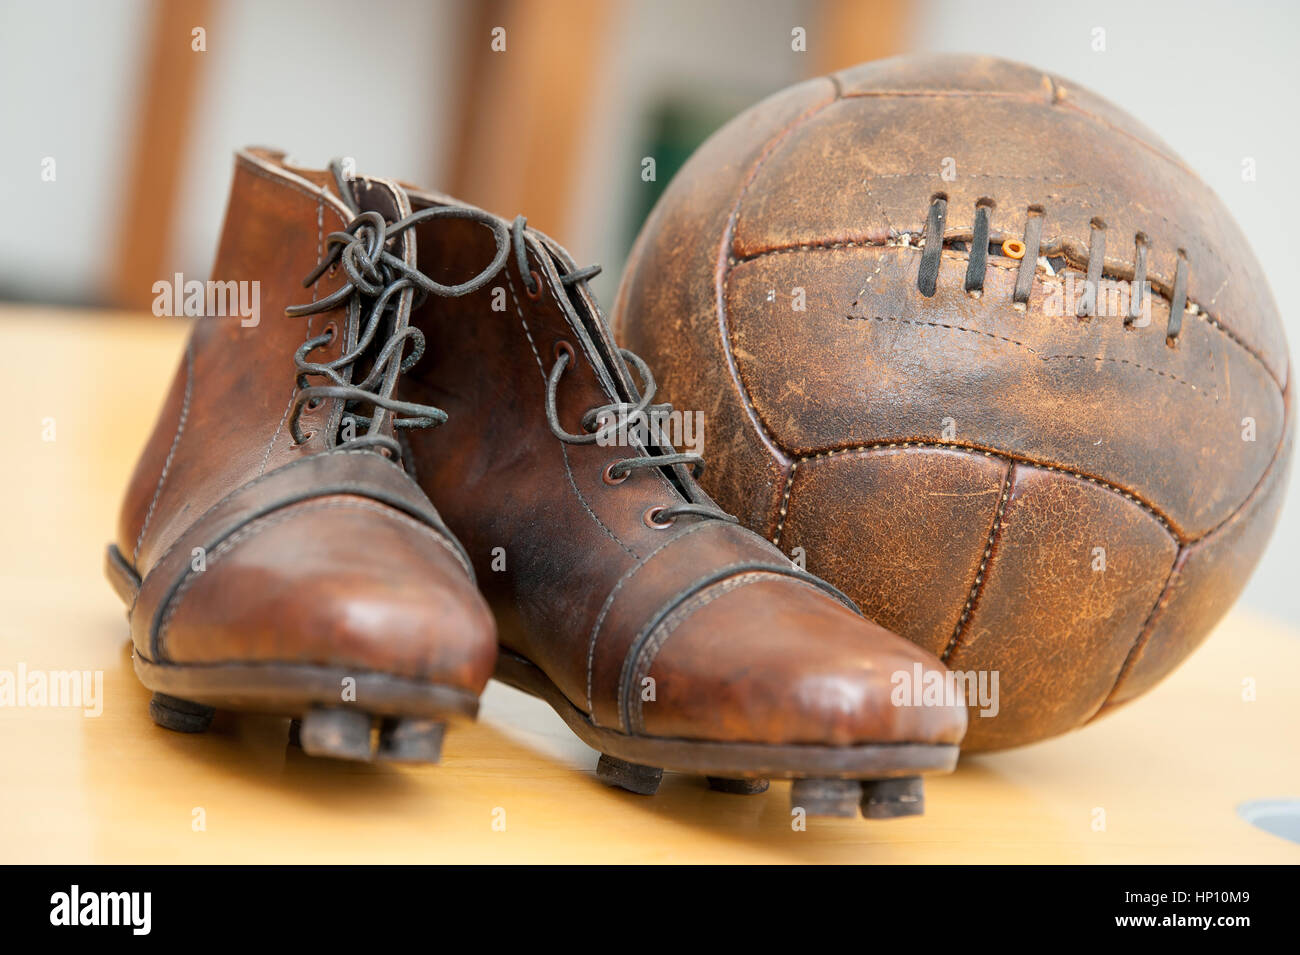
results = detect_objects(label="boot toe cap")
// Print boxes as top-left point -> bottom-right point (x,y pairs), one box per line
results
633,575 -> 968,747
154,497 -> 497,695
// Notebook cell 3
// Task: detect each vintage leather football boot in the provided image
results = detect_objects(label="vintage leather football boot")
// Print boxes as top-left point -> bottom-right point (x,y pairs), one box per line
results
105,148 -> 502,762
391,184 -> 969,817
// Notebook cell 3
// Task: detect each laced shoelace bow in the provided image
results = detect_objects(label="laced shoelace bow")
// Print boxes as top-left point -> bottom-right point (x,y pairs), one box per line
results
286,179 -> 735,527
285,161 -> 511,458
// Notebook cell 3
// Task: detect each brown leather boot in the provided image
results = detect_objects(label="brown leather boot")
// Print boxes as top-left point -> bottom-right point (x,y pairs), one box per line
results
393,184 -> 969,817
106,148 -> 500,763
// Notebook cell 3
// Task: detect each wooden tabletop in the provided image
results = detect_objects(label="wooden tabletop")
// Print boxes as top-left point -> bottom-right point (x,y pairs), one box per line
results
3,304 -> 1297,863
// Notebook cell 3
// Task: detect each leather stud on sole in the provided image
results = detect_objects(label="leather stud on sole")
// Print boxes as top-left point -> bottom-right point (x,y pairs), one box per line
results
707,776 -> 770,795
791,778 -> 862,818
298,707 -> 374,761
148,692 -> 215,733
861,776 -> 925,819
595,754 -> 663,795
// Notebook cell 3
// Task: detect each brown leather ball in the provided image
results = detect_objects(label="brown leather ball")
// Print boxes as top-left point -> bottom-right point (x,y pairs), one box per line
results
613,53 -> 1293,751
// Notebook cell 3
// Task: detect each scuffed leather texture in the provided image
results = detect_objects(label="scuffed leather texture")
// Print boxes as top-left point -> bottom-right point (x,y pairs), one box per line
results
115,149 -> 495,695
398,193 -> 967,748
159,497 -> 490,684
613,54 -> 1293,751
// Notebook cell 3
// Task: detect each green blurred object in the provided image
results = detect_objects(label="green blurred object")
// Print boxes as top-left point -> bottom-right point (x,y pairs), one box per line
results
625,90 -> 756,252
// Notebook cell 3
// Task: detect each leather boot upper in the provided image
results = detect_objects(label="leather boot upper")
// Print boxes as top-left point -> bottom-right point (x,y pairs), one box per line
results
116,149 -> 496,695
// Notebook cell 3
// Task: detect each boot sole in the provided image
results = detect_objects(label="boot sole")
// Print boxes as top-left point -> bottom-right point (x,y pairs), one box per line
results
106,543 -> 476,763
494,647 -> 957,819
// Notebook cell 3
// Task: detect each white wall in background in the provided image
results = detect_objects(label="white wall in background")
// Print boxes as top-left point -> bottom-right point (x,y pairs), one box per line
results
0,0 -> 466,303
173,0 -> 468,283
0,0 -> 150,303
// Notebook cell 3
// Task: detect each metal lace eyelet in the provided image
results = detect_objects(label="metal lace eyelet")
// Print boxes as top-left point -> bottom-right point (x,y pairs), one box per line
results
526,270 -> 544,300
554,340 -> 574,364
603,462 -> 629,486
322,322 -> 337,342
643,505 -> 674,529
294,430 -> 316,447
305,397 -> 324,412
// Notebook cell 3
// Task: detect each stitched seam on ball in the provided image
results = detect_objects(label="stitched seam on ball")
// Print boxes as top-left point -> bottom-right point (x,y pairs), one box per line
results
731,238 -> 1263,397
725,84 -> 1286,386
1100,546 -> 1185,711
753,238 -> 1235,347
773,172 -> 1192,239
818,88 -> 1206,236
851,313 -> 1214,400
504,263 -> 639,561
941,463 -> 1014,662
134,341 -> 194,565
837,89 -> 1193,176
716,85 -> 842,534
729,225 -> 1280,394
155,497 -> 459,659
1202,400 -> 1292,544
779,378 -> 1293,544
1102,392 -> 1290,699
772,462 -> 798,547
859,172 -> 1075,182
711,87 -> 1269,547
791,441 -> 1175,538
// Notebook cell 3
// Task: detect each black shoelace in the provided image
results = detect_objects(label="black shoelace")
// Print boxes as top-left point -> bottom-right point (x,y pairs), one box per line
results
532,233 -> 736,529
285,162 -> 510,458
287,169 -> 735,528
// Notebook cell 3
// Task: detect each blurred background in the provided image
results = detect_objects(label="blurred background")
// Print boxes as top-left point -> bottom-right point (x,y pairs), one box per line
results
2,0 -> 1297,624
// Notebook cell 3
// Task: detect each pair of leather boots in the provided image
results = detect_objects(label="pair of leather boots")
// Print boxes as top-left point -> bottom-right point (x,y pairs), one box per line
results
107,148 -> 966,819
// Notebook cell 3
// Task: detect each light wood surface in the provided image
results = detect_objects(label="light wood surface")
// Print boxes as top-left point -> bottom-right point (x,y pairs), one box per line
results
3,305 -> 1297,863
